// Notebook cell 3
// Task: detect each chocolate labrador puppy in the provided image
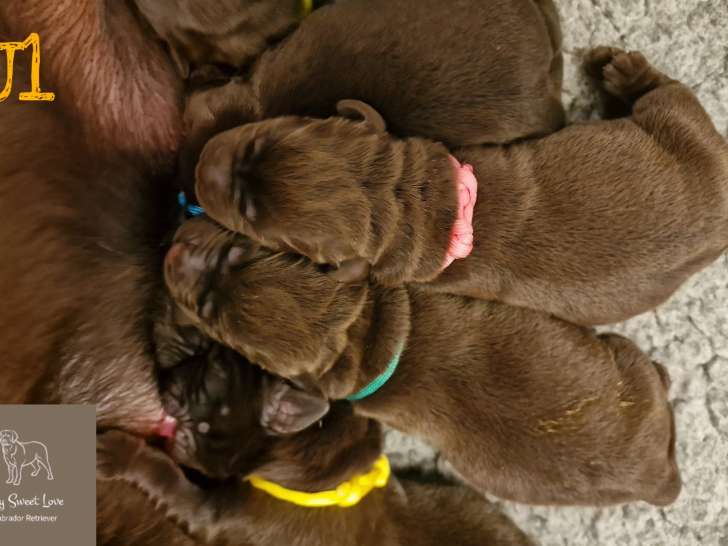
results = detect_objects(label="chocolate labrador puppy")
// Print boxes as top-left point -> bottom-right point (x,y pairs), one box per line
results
0,54 -> 178,435
97,349 -> 534,546
161,216 -> 681,507
176,0 -> 564,191
195,48 -> 728,326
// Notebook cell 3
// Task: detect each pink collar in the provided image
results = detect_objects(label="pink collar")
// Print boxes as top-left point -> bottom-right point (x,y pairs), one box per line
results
443,155 -> 478,269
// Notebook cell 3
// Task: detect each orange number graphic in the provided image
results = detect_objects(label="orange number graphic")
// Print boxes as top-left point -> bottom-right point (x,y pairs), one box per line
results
0,33 -> 55,102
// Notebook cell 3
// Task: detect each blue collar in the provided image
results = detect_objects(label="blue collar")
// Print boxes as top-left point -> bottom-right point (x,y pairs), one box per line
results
346,347 -> 402,402
178,191 -> 205,218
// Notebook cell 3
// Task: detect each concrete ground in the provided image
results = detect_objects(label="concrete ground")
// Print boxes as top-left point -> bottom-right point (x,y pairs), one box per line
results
385,1 -> 728,544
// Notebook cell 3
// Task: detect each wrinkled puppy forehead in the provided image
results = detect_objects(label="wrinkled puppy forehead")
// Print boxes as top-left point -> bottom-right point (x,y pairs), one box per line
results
167,217 -> 263,275
204,112 -> 380,162
172,216 -> 235,246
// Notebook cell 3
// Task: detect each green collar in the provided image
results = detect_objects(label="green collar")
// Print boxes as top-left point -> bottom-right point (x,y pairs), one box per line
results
346,347 -> 402,402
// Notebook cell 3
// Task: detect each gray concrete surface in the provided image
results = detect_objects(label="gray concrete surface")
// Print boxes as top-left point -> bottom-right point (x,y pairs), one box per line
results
384,1 -> 728,544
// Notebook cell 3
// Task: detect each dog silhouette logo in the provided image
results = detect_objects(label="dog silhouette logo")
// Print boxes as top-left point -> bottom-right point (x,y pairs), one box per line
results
0,429 -> 54,486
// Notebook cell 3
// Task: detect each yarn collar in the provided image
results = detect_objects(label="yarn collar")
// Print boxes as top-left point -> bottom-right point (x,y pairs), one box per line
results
178,191 -> 205,218
346,347 -> 402,402
442,155 -> 478,269
248,455 -> 390,508
301,0 -> 314,16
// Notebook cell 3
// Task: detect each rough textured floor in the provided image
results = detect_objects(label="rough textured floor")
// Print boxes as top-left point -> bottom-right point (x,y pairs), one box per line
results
385,1 -> 728,544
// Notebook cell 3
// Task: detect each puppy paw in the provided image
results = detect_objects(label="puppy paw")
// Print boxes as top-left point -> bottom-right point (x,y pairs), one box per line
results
96,430 -> 145,480
602,51 -> 651,97
583,46 -> 625,79
589,49 -> 668,102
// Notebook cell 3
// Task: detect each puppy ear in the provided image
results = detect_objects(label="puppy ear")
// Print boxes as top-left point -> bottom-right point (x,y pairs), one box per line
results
261,379 -> 330,436
327,258 -> 371,283
336,100 -> 387,133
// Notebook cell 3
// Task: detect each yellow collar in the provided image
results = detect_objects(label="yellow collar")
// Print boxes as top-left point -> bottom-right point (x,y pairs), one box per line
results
248,455 -> 390,508
301,0 -> 314,17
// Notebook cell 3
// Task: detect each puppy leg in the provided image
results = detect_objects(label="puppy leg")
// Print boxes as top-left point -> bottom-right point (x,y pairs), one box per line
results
587,48 -> 672,104
97,431 -> 245,542
593,48 -> 728,184
583,47 -> 633,119
30,460 -> 40,477
597,333 -> 681,505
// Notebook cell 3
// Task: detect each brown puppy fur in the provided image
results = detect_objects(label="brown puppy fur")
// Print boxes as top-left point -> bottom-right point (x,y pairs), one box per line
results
250,0 -> 565,146
0,56 -> 178,434
133,0 -> 318,78
177,0 -> 564,188
0,50 -> 190,541
0,1 -> 181,164
196,48 -> 728,326
162,217 -> 680,507
97,480 -> 199,546
96,351 -> 534,546
0,0 -> 320,164
0,19 -> 191,543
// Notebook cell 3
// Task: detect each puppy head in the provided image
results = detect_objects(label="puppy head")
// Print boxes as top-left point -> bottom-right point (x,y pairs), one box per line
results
164,217 -> 368,381
160,344 -> 380,487
194,101 -> 388,278
134,0 -> 305,77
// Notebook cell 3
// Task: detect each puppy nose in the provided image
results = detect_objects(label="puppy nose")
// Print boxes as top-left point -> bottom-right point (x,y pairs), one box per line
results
165,241 -> 208,293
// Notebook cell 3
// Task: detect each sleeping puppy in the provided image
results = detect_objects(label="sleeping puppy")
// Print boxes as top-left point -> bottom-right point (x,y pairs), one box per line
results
161,217 -> 681,507
195,48 -> 728,326
96,348 -> 534,546
176,0 -> 565,190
